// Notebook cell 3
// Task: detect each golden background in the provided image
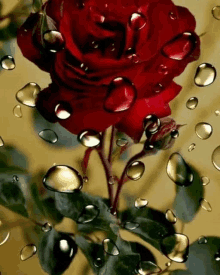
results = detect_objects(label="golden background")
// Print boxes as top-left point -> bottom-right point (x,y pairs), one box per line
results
0,0 -> 220,274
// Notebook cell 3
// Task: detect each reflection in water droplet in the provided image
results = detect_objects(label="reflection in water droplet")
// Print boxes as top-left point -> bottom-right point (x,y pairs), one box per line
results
103,239 -> 119,256
41,222 -> 52,232
186,97 -> 198,110
78,130 -> 101,147
0,230 -> 10,246
0,55 -> 15,70
0,136 -> 4,147
212,146 -> 220,171
20,244 -> 37,261
195,122 -> 213,140
138,261 -> 162,275
116,138 -> 128,147
43,165 -> 83,193
16,83 -> 40,107
124,222 -> 139,230
198,236 -> 207,244
129,13 -> 147,31
13,105 -> 22,118
143,115 -> 160,136
77,205 -> 99,224
165,209 -> 177,224
126,161 -> 145,181
135,198 -> 148,208
39,129 -> 58,144
43,30 -> 65,52
215,110 -> 220,116
212,6 -> 220,20
200,198 -> 212,212
161,233 -> 189,263
167,153 -> 193,187
188,143 -> 196,152
215,251 -> 220,261
55,102 -> 72,119
201,176 -> 210,186
194,63 -> 216,87
59,239 -> 74,256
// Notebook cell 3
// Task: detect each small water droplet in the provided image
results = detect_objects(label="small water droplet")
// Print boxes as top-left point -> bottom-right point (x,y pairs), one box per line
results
109,176 -> 116,185
126,161 -> 145,181
138,261 -> 162,275
169,11 -> 177,20
103,239 -> 120,256
77,205 -> 99,224
39,129 -> 58,144
125,48 -> 140,64
198,236 -> 207,244
165,261 -> 172,267
201,176 -> 210,186
116,138 -> 128,147
194,63 -> 216,87
124,222 -> 140,230
0,137 -> 4,147
215,251 -> 220,261
165,209 -> 177,224
55,102 -> 72,120
0,55 -> 15,70
200,198 -> 212,212
104,77 -> 136,113
13,175 -> 19,182
215,110 -> 220,116
43,165 -> 83,193
143,115 -> 160,136
188,143 -> 196,152
89,6 -> 105,23
161,233 -> 189,263
186,97 -> 198,110
195,122 -> 213,140
158,64 -> 168,75
153,83 -> 163,94
83,176 -> 88,183
43,30 -> 65,53
41,222 -> 52,232
129,13 -> 147,31
94,257 -> 104,267
0,230 -> 10,246
212,146 -> 220,171
167,153 -> 193,186
78,130 -> 101,147
212,6 -> 220,20
135,198 -> 148,208
16,83 -> 40,107
20,244 -> 37,261
171,130 -> 179,139
13,105 -> 22,118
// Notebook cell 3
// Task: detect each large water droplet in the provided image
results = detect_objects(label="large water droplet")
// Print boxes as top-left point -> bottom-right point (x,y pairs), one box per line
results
135,198 -> 148,208
78,130 -> 101,147
13,105 -> 22,118
129,13 -> 147,31
138,261 -> 162,275
143,115 -> 160,136
124,222 -> 140,230
167,153 -> 193,187
16,83 -> 40,107
103,239 -> 120,256
165,209 -> 177,224
43,30 -> 65,53
186,97 -> 198,110
77,205 -> 99,224
116,138 -> 128,147
195,122 -> 213,140
194,63 -> 216,87
55,102 -> 72,120
43,165 -> 83,193
188,143 -> 196,152
1,55 -> 15,70
104,77 -> 136,113
0,230 -> 10,246
198,236 -> 207,244
201,176 -> 210,186
0,136 -> 4,147
39,129 -> 58,144
200,198 -> 212,212
212,146 -> 220,171
20,244 -> 37,261
162,32 -> 197,61
126,161 -> 145,181
212,6 -> 220,20
161,234 -> 189,263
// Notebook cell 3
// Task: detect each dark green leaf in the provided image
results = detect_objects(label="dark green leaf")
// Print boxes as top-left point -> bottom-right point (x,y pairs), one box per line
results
38,228 -> 78,275
0,145 -> 28,169
42,197 -> 63,223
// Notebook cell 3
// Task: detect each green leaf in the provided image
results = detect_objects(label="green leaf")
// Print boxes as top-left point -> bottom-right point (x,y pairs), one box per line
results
170,271 -> 192,275
0,145 -> 28,169
42,197 -> 63,223
38,228 -> 78,275
119,205 -> 175,251
32,0 -> 43,12
55,191 -> 118,234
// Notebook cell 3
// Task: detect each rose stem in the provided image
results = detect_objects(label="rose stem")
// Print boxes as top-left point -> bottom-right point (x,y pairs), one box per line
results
108,126 -> 116,164
81,147 -> 94,176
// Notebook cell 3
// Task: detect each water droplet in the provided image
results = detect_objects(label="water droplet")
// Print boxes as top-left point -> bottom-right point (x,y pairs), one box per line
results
129,13 -> 147,31
201,176 -> 210,186
0,55 -> 15,70
143,115 -> 160,136
59,239 -> 74,256
124,222 -> 140,230
103,239 -> 120,256
169,11 -> 177,20
109,176 -> 116,185
200,198 -> 212,212
116,138 -> 128,147
55,102 -> 72,120
153,83 -> 163,94
194,63 -> 216,87
89,6 -> 105,24
16,83 -> 40,107
83,176 -> 88,183
215,251 -> 220,261
94,257 -> 104,268
135,198 -> 148,208
195,122 -> 213,140
212,146 -> 220,170
39,129 -> 58,144
167,153 -> 193,186
0,231 -> 10,246
138,261 -> 162,275
171,130 -> 179,139
41,222 -> 52,232
215,110 -> 220,116
198,236 -> 207,244
186,97 -> 198,110
126,161 -> 145,181
0,137 -> 4,147
13,105 -> 22,118
78,130 -> 101,147
162,32 -> 197,61
13,175 -> 19,182
158,64 -> 168,75
161,233 -> 189,263
165,209 -> 177,224
212,6 -> 220,20
188,143 -> 196,152
43,165 -> 83,193
77,205 -> 99,224
43,30 -> 65,53
20,244 -> 37,261
165,261 -> 172,267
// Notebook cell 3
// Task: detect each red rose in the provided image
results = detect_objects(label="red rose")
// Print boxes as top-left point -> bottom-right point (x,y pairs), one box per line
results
17,0 -> 200,142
